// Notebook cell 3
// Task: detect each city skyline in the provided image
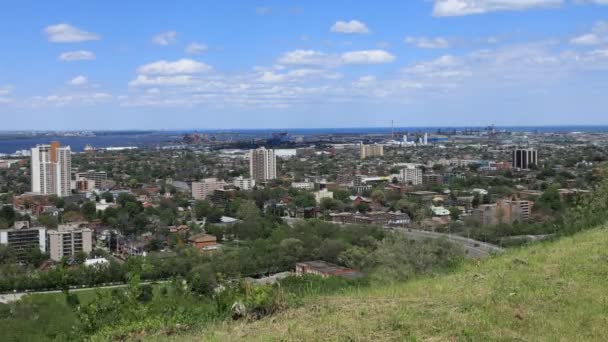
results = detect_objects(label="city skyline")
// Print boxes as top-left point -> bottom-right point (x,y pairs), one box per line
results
2,1 -> 608,129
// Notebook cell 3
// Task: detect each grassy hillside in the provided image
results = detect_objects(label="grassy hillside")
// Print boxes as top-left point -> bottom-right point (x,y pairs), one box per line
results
162,227 -> 608,341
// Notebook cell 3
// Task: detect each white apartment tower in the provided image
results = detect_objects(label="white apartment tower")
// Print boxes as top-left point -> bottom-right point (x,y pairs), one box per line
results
249,147 -> 277,182
360,143 -> 384,159
400,165 -> 422,185
31,142 -> 72,197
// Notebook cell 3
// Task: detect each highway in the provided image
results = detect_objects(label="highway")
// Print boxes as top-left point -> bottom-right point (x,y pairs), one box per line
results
387,226 -> 504,259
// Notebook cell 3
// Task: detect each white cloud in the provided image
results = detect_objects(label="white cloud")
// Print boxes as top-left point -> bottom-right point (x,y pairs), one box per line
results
185,42 -> 208,54
44,23 -> 100,43
278,50 -> 334,66
0,86 -> 12,96
258,72 -> 286,83
137,59 -> 212,75
571,21 -> 608,45
59,50 -> 96,61
68,75 -> 88,86
30,93 -> 111,107
152,31 -> 177,46
330,20 -> 370,34
257,69 -> 342,83
404,36 -> 450,49
129,75 -> 198,87
432,0 -> 562,17
341,50 -> 395,64
0,86 -> 12,104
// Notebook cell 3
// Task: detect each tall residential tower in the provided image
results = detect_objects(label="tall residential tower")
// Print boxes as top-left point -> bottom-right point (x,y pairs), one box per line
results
249,147 -> 277,182
31,142 -> 72,197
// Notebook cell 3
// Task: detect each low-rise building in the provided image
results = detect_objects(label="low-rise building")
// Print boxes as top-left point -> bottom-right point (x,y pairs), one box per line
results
314,189 -> 334,204
188,233 -> 218,252
472,204 -> 498,226
232,176 -> 255,190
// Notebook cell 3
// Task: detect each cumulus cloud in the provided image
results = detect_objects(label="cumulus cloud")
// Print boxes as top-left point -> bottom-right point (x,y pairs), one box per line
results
330,20 -> 370,34
152,31 -> 177,46
44,23 -> 100,43
404,36 -> 450,49
432,0 -> 562,17
137,59 -> 212,75
571,21 -> 608,45
59,50 -> 96,61
68,75 -> 89,86
341,50 -> 395,64
185,42 -> 208,54
278,50 -> 334,66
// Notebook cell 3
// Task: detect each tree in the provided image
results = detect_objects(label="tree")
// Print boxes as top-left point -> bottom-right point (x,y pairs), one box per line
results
320,198 -> 340,212
0,205 -> 15,227
355,202 -> 370,213
449,207 -> 460,221
237,200 -> 261,222
25,247 -> 48,267
537,186 -> 562,212
333,189 -> 350,202
188,264 -> 217,296
0,245 -> 16,264
194,200 -> 211,220
82,201 -> 97,221
371,190 -> 385,204
102,192 -> 114,203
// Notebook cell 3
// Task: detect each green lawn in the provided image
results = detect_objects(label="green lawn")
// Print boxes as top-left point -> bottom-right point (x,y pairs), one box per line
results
166,227 -> 608,341
0,288 -> 106,341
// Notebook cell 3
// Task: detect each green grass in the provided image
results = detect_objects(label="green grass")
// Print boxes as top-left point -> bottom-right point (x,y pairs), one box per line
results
162,227 -> 608,341
0,289 -> 102,341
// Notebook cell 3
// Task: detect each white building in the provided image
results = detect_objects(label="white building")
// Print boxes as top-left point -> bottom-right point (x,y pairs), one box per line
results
249,147 -> 277,182
192,178 -> 228,200
232,176 -> 255,190
291,182 -> 315,190
314,189 -> 334,204
31,142 -> 72,197
399,166 -> 422,185
360,143 -> 384,159
47,224 -> 93,261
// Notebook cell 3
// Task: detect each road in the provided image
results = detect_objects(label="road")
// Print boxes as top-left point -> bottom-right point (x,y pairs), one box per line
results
388,227 -> 504,259
0,280 -> 169,304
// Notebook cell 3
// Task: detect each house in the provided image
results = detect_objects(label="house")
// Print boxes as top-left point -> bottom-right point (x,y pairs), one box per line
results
295,260 -> 363,279
188,233 -> 218,251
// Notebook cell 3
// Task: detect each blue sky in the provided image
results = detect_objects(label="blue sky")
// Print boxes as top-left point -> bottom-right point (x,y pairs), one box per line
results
1,0 -> 608,130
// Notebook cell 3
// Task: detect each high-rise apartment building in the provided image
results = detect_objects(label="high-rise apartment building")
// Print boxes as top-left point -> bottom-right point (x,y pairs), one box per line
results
249,147 -> 277,182
360,144 -> 384,159
0,221 -> 46,261
400,166 -> 422,185
512,148 -> 538,170
47,224 -> 93,261
192,178 -> 228,200
31,142 -> 72,197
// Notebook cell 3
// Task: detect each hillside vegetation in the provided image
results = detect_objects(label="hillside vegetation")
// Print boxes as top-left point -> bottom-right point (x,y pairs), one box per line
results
164,227 -> 608,341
